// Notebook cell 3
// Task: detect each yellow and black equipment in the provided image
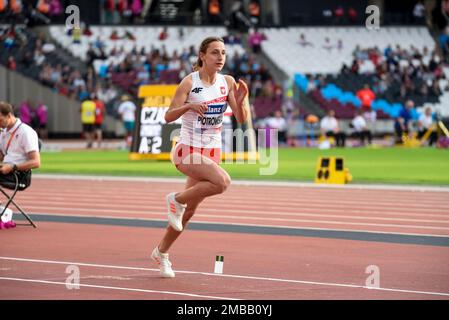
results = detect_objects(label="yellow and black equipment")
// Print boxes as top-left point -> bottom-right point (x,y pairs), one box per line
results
315,157 -> 352,184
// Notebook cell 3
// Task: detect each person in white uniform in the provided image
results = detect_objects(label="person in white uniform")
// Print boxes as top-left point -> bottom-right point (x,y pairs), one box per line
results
0,101 -> 40,229
417,106 -> 437,146
351,109 -> 372,145
320,110 -> 346,147
150,37 -> 249,278
117,95 -> 137,148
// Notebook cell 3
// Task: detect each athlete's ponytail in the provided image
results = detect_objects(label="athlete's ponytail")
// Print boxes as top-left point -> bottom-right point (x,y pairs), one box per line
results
193,36 -> 224,71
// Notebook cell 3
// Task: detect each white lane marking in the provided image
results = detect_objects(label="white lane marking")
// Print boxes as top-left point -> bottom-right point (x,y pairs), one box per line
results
0,277 -> 240,300
19,212 -> 449,238
1,257 -> 448,297
15,196 -> 449,215
33,174 -> 449,192
16,199 -> 449,222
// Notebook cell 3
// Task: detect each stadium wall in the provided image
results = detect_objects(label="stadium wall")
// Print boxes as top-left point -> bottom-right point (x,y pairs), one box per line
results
0,65 -> 122,137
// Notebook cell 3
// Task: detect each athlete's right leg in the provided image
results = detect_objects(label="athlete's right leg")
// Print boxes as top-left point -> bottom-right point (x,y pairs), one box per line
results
174,153 -> 231,205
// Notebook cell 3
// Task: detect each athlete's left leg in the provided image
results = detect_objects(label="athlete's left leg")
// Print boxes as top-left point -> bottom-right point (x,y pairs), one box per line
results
158,176 -> 205,253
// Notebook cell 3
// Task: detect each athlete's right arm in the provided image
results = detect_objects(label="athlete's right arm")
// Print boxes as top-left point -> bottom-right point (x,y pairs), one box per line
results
165,76 -> 208,123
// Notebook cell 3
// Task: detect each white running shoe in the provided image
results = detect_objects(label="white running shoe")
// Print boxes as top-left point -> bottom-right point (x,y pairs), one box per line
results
151,246 -> 175,278
166,192 -> 186,232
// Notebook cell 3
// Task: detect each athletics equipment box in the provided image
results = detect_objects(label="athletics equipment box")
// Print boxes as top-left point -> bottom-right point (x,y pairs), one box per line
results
315,157 -> 352,184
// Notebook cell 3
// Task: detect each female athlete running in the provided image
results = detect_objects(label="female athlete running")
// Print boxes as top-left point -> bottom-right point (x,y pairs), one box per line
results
151,36 -> 248,277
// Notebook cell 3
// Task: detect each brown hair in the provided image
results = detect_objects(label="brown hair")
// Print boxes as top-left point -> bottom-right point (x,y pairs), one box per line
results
193,36 -> 225,71
0,101 -> 14,116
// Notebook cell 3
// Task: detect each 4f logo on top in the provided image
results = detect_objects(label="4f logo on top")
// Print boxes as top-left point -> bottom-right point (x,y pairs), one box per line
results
191,87 -> 203,94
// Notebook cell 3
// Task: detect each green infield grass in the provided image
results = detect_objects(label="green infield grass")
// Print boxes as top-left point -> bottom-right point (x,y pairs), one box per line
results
37,147 -> 449,185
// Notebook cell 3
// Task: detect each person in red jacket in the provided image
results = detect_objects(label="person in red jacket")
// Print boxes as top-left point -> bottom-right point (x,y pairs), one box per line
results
356,84 -> 376,112
7,56 -> 16,71
93,95 -> 105,149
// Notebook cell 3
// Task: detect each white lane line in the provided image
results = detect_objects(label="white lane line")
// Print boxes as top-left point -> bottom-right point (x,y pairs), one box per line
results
22,185 -> 449,202
0,277 -> 240,300
15,196 -> 449,214
1,257 -> 448,297
16,200 -> 449,222
22,185 -> 449,204
25,190 -> 449,208
33,174 -> 449,192
20,212 -> 449,238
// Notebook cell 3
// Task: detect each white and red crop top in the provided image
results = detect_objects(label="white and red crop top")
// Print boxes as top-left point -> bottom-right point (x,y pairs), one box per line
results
179,71 -> 229,148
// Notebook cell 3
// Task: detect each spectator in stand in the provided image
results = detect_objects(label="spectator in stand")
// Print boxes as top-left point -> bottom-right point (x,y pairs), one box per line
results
83,24 -> 93,37
261,78 -> 274,97
103,0 -> 117,24
19,100 -> 33,127
351,109 -> 372,146
6,56 -> 16,70
394,99 -> 415,144
36,0 -> 50,15
49,0 -> 63,17
72,27 -> 81,44
38,63 -> 52,86
248,0 -> 261,26
439,25 -> 449,58
264,110 -> 287,145
299,33 -> 314,47
208,0 -> 221,24
116,0 -> 129,22
417,106 -> 438,146
125,29 -> 136,41
9,0 -> 22,15
348,7 -> 358,24
86,43 -> 99,68
320,110 -> 346,147
248,28 -> 266,54
159,27 -> 168,41
96,82 -> 117,109
364,108 -> 377,136
70,71 -> 89,100
356,84 -> 376,112
413,0 -> 426,24
131,0 -> 143,23
35,101 -> 48,139
168,50 -> 181,70
110,29 -> 120,40
333,6 -> 344,24
20,50 -> 33,68
336,39 -> 343,51
0,0 -> 6,13
135,65 -> 150,86
322,37 -> 333,52
117,94 -> 136,148
2,24 -> 17,50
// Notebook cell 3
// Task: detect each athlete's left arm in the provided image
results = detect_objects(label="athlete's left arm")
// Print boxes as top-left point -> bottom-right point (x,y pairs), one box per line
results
225,75 -> 248,124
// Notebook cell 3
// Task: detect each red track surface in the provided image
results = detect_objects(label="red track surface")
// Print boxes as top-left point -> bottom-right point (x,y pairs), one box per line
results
1,176 -> 449,299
